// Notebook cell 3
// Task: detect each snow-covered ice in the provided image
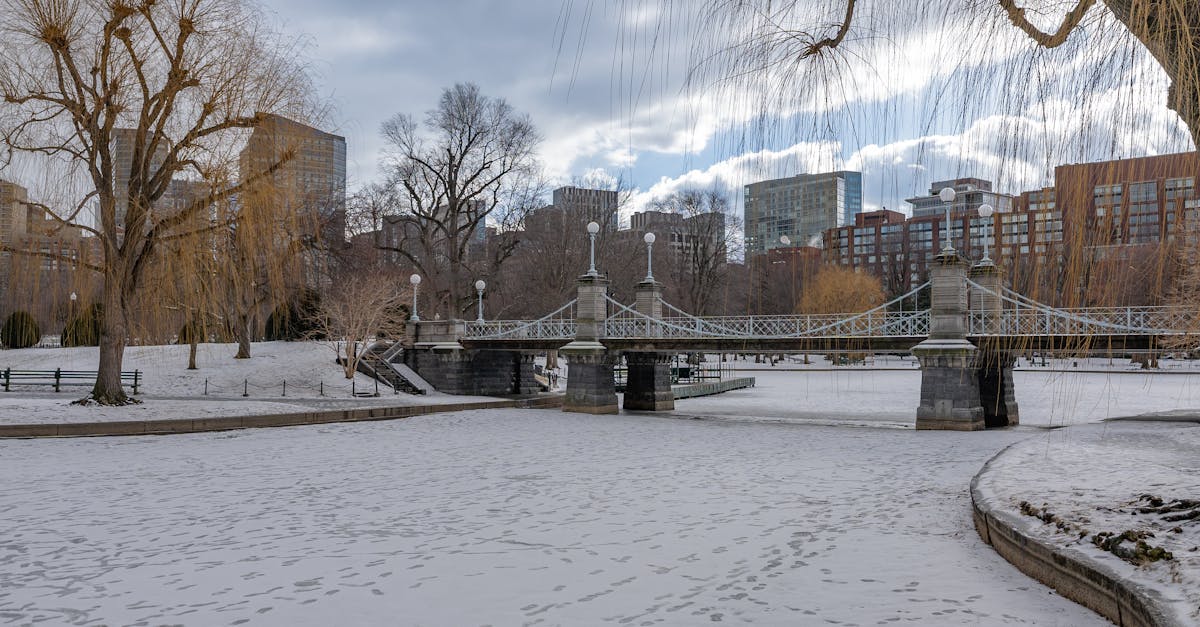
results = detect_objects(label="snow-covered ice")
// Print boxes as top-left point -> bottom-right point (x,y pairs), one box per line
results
2,347 -> 1198,624
0,409 -> 1107,625
677,368 -> 1200,428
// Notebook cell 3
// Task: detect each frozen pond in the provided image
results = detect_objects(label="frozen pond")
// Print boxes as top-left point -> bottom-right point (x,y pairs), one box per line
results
0,409 -> 1105,625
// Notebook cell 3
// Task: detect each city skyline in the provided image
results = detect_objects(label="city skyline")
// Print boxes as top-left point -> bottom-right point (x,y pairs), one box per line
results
254,0 -> 1193,221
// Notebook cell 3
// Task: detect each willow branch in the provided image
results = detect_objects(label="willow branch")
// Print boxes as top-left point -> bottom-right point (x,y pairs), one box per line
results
999,0 -> 1096,48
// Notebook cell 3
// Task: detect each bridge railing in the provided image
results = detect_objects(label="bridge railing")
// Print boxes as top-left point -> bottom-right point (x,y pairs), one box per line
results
605,297 -> 931,339
969,307 -> 1192,336
463,299 -> 578,340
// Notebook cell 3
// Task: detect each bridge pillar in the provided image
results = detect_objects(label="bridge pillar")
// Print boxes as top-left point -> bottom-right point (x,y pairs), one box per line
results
634,279 -> 663,319
912,251 -> 985,431
970,261 -> 1019,427
562,274 -> 619,414
623,351 -> 675,411
405,320 -> 536,395
977,351 -> 1019,427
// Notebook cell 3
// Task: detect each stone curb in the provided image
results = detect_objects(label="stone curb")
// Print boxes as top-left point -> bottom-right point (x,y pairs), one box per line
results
0,395 -> 564,439
672,377 -> 756,400
970,442 -> 1186,627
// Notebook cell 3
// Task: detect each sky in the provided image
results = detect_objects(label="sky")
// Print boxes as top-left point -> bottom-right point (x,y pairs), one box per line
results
257,0 -> 1195,225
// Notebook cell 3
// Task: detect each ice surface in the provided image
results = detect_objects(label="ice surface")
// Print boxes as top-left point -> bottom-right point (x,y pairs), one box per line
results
0,410 -> 1106,625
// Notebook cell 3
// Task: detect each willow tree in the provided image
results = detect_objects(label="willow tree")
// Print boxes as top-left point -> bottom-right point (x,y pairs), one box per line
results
0,0 -> 314,403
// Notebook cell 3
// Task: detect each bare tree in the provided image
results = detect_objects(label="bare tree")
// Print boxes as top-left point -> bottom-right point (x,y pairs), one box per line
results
378,83 -> 542,319
0,0 -> 314,404
648,187 -> 741,315
310,272 -> 409,380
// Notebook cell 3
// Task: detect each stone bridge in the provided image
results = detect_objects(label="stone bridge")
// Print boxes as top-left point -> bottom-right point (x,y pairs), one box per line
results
402,248 -> 1195,431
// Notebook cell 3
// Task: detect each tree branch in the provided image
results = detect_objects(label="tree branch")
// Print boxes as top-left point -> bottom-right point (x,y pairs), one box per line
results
999,0 -> 1096,48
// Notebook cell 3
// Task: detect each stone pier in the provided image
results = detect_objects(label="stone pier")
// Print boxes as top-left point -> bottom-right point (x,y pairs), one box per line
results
970,260 -> 1019,427
561,274 -> 619,414
913,250 -> 985,430
622,279 -> 674,411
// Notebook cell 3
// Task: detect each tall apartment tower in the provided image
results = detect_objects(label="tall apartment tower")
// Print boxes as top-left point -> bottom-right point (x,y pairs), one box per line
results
743,171 -> 862,256
552,186 -> 619,232
238,114 -> 348,248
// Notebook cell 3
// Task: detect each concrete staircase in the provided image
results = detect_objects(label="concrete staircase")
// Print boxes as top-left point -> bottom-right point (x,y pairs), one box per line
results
357,342 -> 425,395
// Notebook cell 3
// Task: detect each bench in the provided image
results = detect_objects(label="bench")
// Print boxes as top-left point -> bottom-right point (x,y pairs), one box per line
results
2,369 -> 141,394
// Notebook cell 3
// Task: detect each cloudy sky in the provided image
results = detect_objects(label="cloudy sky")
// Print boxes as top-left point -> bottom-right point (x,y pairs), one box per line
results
257,0 -> 1195,223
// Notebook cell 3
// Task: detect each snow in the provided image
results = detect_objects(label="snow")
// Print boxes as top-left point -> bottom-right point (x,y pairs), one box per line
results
973,421 -> 1200,624
670,368 -> 1200,428
0,341 -> 394,398
1,346 -> 1197,623
0,342 -> 497,424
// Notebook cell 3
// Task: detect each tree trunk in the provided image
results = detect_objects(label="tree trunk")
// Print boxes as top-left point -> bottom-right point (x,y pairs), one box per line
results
1102,1 -> 1200,147
90,279 -> 131,404
234,312 -> 252,359
343,340 -> 357,379
188,337 -> 198,370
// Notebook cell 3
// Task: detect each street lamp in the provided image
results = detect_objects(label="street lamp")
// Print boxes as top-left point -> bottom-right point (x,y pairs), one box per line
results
409,274 -> 421,321
977,203 -> 995,262
586,221 -> 601,276
643,232 -> 656,281
939,186 -> 957,253
780,235 -> 791,246
474,279 -> 487,322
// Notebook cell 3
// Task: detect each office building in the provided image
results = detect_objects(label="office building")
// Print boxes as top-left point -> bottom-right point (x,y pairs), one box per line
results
743,171 -> 862,256
238,114 -> 347,248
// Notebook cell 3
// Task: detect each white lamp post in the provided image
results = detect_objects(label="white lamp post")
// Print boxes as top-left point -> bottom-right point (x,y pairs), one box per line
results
938,186 -> 957,253
586,221 -> 601,276
409,274 -> 421,321
474,279 -> 487,322
977,203 -> 995,262
780,235 -> 791,246
643,232 -> 656,281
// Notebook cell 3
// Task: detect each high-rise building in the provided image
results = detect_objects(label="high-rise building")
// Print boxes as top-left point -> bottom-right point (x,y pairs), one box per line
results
629,209 -> 727,267
550,186 -> 619,232
110,128 -> 169,231
823,157 -> 1200,305
743,171 -> 862,256
0,180 -> 29,251
907,178 -> 1014,218
0,179 -> 86,317
238,114 -> 347,248
1053,152 -> 1199,251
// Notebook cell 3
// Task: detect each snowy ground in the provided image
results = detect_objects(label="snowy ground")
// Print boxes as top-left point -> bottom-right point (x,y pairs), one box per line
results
0,342 -> 495,425
974,421 -> 1200,624
0,409 -> 1106,626
0,341 -> 394,398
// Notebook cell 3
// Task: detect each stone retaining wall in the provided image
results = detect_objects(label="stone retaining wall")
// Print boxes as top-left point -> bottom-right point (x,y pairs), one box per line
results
970,447 -> 1185,627
672,377 -> 755,400
0,395 -> 563,439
